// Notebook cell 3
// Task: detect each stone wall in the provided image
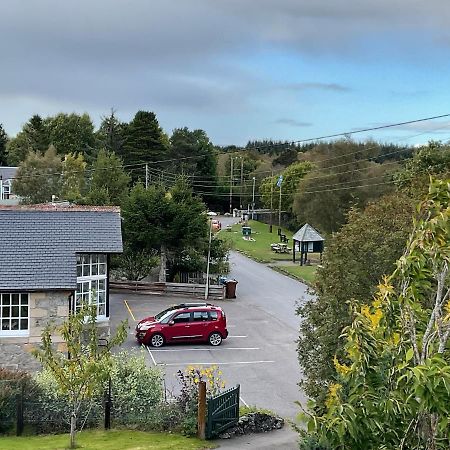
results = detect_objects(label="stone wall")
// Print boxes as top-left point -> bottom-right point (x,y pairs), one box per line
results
1,291 -> 71,372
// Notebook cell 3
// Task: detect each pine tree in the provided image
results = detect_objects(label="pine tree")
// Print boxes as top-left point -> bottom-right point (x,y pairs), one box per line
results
123,111 -> 169,181
97,109 -> 126,155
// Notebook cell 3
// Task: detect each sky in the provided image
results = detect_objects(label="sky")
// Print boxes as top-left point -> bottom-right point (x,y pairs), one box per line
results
2,0 -> 450,146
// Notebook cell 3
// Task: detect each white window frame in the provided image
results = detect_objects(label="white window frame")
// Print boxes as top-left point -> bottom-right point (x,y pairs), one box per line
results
0,293 -> 30,337
75,254 -> 108,320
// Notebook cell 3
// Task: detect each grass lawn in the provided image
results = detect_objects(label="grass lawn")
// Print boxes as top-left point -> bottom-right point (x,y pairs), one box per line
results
223,220 -> 295,263
222,220 -> 318,284
274,265 -> 317,285
0,429 -> 216,450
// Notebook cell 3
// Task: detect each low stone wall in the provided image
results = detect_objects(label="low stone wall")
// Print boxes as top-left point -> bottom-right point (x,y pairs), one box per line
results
218,412 -> 285,439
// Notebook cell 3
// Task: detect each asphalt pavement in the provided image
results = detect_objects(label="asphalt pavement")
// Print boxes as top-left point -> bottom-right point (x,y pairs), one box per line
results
109,215 -> 314,447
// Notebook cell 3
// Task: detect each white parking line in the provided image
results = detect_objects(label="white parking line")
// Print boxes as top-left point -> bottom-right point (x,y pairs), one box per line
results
160,360 -> 274,366
240,396 -> 249,407
145,345 -> 157,366
228,335 -> 247,338
150,347 -> 259,352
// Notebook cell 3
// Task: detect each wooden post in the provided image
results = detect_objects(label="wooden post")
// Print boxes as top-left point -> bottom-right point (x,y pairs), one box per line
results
198,381 -> 207,440
16,389 -> 24,436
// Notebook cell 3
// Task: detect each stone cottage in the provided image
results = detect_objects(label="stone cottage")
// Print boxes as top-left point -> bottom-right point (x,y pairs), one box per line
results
0,204 -> 123,370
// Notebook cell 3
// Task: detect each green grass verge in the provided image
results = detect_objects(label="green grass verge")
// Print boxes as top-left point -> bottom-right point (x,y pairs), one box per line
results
0,429 -> 216,450
222,220 -> 318,284
223,220 -> 295,263
273,265 -> 317,285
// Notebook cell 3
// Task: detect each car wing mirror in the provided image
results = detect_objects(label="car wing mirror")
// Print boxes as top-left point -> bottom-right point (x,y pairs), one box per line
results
168,320 -> 175,326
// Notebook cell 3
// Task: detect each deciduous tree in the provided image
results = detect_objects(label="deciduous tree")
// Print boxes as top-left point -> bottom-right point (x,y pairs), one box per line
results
0,123 -> 8,166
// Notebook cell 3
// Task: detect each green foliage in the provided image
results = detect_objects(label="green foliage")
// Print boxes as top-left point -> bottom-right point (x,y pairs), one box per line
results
110,351 -> 164,417
114,247 -> 159,281
45,113 -> 96,159
85,149 -> 130,205
394,141 -> 450,197
272,148 -> 298,166
297,192 -> 415,407
122,110 -> 168,181
300,179 -> 450,449
13,146 -> 63,203
293,140 -> 396,234
6,115 -> 49,165
0,123 -> 8,165
169,128 -> 217,185
32,302 -> 127,448
239,405 -> 277,416
61,153 -> 86,201
96,110 -> 126,155
259,161 -> 313,213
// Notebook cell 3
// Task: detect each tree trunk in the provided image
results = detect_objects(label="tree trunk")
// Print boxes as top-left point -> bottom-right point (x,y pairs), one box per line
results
159,245 -> 167,282
70,412 -> 77,449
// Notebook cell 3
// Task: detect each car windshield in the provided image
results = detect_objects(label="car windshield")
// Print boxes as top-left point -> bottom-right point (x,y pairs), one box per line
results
155,307 -> 177,321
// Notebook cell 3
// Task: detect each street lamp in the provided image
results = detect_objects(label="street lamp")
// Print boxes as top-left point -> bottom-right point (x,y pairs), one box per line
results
251,177 -> 256,220
205,218 -> 213,300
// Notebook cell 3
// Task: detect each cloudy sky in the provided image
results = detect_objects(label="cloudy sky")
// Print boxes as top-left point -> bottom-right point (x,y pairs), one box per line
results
2,0 -> 450,146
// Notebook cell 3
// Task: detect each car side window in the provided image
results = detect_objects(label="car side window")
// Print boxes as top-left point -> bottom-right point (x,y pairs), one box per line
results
209,311 -> 218,321
193,311 -> 209,322
172,312 -> 191,324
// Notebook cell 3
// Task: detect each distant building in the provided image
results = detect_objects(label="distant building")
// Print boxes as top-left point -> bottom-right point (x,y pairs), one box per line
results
0,204 -> 123,371
0,167 -> 19,204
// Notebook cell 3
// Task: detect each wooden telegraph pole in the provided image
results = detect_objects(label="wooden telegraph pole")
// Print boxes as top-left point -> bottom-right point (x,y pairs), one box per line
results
198,381 -> 207,440
229,157 -> 234,214
269,170 -> 273,233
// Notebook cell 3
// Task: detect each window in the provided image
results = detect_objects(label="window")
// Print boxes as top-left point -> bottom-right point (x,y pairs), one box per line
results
193,311 -> 209,322
76,254 -> 107,318
0,293 -> 29,336
172,312 -> 191,324
209,311 -> 218,321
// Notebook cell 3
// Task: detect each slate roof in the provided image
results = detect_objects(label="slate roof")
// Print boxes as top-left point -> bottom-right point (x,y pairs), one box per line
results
0,206 -> 123,291
292,223 -> 325,243
0,166 -> 17,181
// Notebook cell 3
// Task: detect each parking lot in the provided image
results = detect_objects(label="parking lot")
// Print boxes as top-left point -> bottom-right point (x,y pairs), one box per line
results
110,288 -> 306,418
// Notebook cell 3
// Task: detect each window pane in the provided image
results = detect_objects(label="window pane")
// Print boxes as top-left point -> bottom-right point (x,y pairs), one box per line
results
82,254 -> 89,264
2,294 -> 10,305
20,319 -> 28,330
210,311 -> 218,321
11,306 -> 19,317
11,294 -> 19,305
91,264 -> 98,275
77,265 -> 82,277
10,319 -> 19,330
83,282 -> 90,292
98,254 -> 107,263
98,279 -> 106,291
2,319 -> 9,330
98,304 -> 106,316
21,294 -> 28,304
2,306 -> 10,318
98,291 -> 106,303
82,265 -> 90,277
20,305 -> 28,317
98,264 -> 106,275
91,254 -> 99,264
173,313 -> 191,324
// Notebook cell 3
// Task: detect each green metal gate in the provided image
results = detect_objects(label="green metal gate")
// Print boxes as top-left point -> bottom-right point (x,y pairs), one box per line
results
206,384 -> 240,439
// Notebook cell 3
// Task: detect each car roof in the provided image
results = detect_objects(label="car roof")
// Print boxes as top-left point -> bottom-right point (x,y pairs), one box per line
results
174,302 -> 220,311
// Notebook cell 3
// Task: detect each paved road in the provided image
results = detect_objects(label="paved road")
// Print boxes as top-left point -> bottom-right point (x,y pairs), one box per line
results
110,216 -> 313,420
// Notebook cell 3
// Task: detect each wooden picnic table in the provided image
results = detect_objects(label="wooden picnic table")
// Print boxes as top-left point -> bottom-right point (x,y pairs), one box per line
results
270,243 -> 292,253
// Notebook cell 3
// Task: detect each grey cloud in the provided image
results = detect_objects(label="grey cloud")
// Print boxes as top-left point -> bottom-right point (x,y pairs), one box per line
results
283,83 -> 350,92
275,118 -> 312,127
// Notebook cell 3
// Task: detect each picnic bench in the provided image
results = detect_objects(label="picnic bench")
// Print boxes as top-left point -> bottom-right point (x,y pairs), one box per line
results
270,243 -> 292,253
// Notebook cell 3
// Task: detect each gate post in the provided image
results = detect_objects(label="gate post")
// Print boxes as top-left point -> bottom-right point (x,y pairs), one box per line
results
16,389 -> 24,436
197,381 -> 206,440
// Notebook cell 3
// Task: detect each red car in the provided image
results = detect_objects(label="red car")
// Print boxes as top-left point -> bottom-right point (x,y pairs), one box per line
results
135,303 -> 228,347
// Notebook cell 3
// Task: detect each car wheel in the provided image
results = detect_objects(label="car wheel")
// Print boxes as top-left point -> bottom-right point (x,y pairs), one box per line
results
209,332 -> 222,346
150,333 -> 165,348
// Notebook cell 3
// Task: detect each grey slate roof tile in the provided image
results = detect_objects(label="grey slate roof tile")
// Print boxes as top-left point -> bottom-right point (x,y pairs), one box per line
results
0,208 -> 123,290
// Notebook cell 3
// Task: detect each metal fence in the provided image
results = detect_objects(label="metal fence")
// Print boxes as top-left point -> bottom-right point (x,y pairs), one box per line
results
206,384 -> 240,439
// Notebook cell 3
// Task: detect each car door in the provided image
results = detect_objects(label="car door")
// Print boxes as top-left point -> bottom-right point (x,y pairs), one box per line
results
164,312 -> 192,342
191,310 -> 210,341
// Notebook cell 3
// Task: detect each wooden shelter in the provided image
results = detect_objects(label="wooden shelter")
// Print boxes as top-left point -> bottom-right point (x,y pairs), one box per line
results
292,223 -> 325,266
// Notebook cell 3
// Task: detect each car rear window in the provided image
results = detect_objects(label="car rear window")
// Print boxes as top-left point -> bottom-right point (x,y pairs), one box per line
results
209,311 -> 218,321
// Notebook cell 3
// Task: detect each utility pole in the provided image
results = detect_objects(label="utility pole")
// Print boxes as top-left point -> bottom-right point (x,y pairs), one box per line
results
269,170 -> 273,233
251,177 -> 256,220
278,181 -> 282,236
145,164 -> 148,189
205,218 -> 213,300
239,157 -> 244,211
229,157 -> 234,214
